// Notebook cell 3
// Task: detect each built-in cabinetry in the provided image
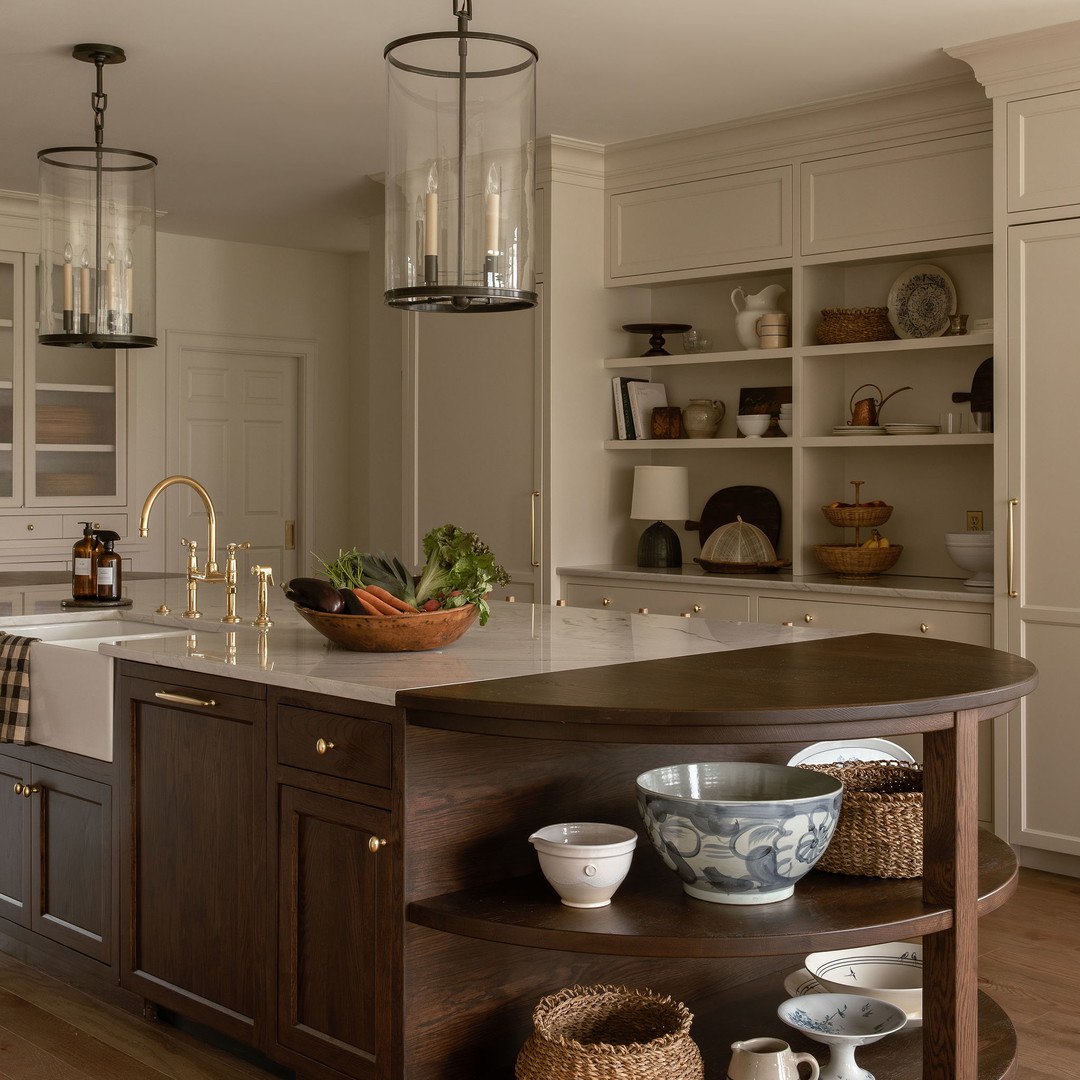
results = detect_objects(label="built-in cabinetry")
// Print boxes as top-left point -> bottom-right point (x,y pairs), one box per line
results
0,744 -> 114,968
0,249 -> 130,568
115,662 -> 399,1080
947,20 -> 1080,873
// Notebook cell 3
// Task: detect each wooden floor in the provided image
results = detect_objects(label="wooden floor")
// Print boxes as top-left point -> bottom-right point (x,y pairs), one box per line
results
0,867 -> 1075,1079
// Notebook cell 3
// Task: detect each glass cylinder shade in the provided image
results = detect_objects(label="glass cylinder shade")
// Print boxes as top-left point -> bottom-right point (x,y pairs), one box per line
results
38,145 -> 157,348
384,29 -> 537,312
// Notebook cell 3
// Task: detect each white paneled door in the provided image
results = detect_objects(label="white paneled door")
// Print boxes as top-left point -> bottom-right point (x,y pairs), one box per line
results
168,333 -> 304,584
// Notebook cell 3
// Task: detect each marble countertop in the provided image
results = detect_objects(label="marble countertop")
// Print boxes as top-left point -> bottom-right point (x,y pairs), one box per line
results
557,564 -> 993,605
0,576 -> 852,707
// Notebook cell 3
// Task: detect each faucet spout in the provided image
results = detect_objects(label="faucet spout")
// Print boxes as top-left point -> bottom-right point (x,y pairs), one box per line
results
139,475 -> 220,574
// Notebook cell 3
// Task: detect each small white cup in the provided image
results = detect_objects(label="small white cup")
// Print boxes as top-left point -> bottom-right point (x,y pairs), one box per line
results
529,823 -> 637,908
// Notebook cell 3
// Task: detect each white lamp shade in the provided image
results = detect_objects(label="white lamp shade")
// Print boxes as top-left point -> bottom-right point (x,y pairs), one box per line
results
630,466 -> 690,521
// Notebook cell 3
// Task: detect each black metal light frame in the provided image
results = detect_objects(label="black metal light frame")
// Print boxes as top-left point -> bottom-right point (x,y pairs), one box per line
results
38,44 -> 157,348
384,1 -> 538,312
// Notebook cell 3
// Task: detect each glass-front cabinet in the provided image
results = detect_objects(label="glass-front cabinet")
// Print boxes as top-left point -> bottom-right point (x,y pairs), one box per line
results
0,249 -> 125,510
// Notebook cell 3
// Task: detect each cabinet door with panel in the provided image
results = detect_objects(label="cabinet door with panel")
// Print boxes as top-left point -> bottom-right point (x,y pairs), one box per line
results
0,752 -> 113,964
272,695 -> 399,1080
1006,90 -> 1080,214
117,664 -> 268,1046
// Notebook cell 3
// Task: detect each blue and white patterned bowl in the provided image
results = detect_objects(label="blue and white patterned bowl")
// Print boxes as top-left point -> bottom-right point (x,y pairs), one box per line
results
635,762 -> 843,905
778,993 -> 907,1045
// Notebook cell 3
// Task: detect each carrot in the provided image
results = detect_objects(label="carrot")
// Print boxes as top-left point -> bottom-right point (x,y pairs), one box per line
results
364,584 -> 421,614
351,590 -> 384,616
353,587 -> 405,617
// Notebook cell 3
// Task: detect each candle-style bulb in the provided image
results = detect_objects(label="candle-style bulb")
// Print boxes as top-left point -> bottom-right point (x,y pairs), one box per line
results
124,248 -> 133,269
107,244 -> 116,265
427,162 -> 439,194
80,249 -> 89,270
486,163 -> 500,197
63,243 -> 73,264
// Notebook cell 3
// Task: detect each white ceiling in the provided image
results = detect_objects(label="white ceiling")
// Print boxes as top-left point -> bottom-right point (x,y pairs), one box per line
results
2,0 -> 1076,254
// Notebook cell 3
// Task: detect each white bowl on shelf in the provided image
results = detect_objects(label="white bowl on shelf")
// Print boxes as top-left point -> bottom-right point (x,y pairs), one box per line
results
736,414 -> 771,438
528,822 -> 637,908
945,530 -> 993,588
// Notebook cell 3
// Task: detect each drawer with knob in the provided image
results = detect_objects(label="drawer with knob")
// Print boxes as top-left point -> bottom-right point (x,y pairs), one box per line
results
758,596 -> 991,645
277,705 -> 392,787
563,583 -> 751,621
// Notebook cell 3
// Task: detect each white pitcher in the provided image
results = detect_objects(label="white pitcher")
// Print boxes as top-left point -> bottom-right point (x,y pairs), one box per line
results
731,284 -> 787,350
726,1038 -> 820,1080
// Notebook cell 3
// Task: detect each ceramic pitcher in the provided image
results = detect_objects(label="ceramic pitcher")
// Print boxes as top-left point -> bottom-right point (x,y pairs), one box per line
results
682,398 -> 725,438
731,284 -> 787,349
726,1038 -> 820,1080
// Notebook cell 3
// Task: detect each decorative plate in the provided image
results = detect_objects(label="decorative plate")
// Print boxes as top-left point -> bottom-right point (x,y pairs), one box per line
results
887,264 -> 956,339
786,738 -> 916,768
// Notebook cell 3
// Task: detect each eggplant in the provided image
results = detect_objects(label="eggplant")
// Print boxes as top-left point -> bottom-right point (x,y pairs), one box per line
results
339,588 -> 368,615
283,577 -> 346,614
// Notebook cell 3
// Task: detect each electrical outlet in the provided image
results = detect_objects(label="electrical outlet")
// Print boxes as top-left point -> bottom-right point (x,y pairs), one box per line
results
966,510 -> 984,532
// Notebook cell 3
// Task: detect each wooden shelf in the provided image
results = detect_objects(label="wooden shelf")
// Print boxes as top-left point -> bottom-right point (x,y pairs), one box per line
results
605,437 -> 791,449
408,829 -> 1016,957
36,382 -> 115,394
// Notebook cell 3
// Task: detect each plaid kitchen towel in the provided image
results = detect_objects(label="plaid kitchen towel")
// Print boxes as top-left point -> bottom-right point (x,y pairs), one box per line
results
0,633 -> 38,745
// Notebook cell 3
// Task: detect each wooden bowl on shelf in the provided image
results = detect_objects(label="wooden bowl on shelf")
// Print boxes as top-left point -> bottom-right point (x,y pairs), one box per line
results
821,504 -> 893,528
813,543 -> 903,580
294,602 -> 478,652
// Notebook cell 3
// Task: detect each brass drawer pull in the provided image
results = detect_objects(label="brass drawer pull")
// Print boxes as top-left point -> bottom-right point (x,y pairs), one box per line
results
920,623 -> 930,633
693,604 -> 702,613
316,738 -> 335,755
13,782 -> 40,798
154,690 -> 217,708
602,597 -> 612,606
368,836 -> 387,854
804,614 -> 814,623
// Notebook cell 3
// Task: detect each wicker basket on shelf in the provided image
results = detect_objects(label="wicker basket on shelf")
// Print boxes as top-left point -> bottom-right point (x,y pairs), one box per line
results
516,984 -> 703,1080
798,761 -> 923,878
813,542 -> 903,579
820,503 -> 893,528
815,307 -> 897,345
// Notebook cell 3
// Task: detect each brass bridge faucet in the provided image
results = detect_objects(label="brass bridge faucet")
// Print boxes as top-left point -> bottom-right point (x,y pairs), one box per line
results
139,475 -> 247,621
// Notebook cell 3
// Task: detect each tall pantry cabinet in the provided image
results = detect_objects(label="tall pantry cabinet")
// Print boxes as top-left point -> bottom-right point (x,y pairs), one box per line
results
949,21 -> 1080,873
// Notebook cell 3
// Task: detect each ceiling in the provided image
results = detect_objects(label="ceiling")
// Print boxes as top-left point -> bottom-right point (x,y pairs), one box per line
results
2,0 -> 1076,255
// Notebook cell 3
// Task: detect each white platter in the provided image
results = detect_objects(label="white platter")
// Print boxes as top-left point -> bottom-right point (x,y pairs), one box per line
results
887,264 -> 956,339
787,738 -> 916,767
832,425 -> 887,436
781,968 -> 923,1028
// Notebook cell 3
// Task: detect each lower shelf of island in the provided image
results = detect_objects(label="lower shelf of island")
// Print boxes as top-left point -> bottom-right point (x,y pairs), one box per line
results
408,828 -> 1016,958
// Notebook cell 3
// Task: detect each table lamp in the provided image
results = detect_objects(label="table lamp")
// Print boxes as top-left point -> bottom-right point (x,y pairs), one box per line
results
630,465 -> 689,568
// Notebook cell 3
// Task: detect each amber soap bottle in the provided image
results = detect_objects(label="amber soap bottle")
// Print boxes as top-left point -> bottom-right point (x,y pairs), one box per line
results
94,530 -> 122,602
71,521 -> 100,599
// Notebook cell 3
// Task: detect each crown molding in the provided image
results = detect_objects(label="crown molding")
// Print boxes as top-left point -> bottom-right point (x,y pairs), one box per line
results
947,20 -> 1080,98
537,136 -> 605,189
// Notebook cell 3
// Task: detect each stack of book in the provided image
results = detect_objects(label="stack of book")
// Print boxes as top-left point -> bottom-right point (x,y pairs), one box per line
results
612,377 -> 668,440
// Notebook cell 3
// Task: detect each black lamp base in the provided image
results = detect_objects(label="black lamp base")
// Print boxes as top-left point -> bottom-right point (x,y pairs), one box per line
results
637,521 -> 682,568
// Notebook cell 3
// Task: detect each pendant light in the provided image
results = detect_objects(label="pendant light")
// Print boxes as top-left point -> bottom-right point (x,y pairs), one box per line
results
384,1 -> 538,312
38,44 -> 157,348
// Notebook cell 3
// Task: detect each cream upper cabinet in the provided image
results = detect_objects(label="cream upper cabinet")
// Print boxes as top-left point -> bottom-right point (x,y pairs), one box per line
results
801,133 -> 992,255
607,166 -> 792,283
1006,90 -> 1080,214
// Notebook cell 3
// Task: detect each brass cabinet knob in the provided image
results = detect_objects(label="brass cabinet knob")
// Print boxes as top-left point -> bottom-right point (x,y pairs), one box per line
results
14,782 -> 40,798
804,614 -> 814,623
693,604 -> 702,613
316,738 -> 335,755
26,523 -> 33,531
368,836 -> 387,853
920,623 -> 930,634
602,597 -> 612,606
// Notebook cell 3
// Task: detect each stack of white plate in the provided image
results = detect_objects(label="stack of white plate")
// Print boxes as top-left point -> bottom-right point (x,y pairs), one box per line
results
779,402 -> 793,436
832,424 -> 886,436
883,423 -> 940,435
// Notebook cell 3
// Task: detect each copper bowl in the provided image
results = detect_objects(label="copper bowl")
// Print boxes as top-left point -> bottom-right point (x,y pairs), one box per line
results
295,603 -> 478,652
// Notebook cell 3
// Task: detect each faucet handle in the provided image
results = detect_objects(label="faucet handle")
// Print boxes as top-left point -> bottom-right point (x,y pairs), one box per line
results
251,565 -> 274,629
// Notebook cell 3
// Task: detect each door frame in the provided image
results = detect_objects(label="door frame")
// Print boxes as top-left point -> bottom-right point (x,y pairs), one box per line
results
164,330 -> 316,576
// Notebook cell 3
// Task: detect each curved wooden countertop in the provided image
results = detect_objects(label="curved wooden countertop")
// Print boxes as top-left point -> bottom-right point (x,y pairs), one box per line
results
400,632 -> 1038,742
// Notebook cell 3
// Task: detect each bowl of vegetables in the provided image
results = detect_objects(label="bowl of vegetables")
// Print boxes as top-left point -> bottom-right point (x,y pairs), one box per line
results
284,524 -> 509,653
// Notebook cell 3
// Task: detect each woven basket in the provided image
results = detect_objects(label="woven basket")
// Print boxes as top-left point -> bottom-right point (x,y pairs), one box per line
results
815,307 -> 897,345
798,761 -> 923,878
820,503 -> 893,528
516,984 -> 703,1080
813,543 -> 902,579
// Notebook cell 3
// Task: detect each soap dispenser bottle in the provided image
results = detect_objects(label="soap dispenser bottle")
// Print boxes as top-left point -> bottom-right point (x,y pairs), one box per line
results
95,531 -> 122,602
72,521 -> 100,600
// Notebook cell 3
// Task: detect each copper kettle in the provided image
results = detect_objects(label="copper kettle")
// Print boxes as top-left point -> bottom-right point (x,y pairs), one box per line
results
849,384 -> 912,426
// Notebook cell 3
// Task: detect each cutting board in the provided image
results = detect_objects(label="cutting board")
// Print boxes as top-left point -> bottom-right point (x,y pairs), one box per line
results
684,485 -> 782,551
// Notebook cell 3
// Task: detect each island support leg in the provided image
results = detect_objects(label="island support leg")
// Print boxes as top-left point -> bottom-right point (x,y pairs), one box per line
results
921,710 -> 981,1080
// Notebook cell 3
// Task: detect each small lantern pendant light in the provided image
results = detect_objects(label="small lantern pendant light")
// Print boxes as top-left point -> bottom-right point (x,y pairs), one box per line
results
384,1 -> 538,312
38,44 -> 157,348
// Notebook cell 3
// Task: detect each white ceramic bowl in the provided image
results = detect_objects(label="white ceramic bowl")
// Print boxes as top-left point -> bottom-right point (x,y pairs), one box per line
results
529,822 -> 637,908
777,416 -> 792,436
736,414 -> 771,437
635,762 -> 843,905
803,940 -> 923,1017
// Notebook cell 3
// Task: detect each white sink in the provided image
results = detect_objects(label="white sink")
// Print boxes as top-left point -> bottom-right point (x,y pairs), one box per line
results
12,617 -> 195,762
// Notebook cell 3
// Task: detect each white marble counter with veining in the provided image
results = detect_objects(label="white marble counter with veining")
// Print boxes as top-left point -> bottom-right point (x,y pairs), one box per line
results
557,564 -> 994,605
0,576 -> 852,707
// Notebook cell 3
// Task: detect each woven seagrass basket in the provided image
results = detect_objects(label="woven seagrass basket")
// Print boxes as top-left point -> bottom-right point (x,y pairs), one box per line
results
797,760 -> 923,878
815,307 -> 897,345
515,984 -> 704,1080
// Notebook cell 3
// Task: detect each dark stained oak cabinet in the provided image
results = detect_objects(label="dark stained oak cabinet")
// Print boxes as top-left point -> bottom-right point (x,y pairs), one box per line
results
0,749 -> 113,966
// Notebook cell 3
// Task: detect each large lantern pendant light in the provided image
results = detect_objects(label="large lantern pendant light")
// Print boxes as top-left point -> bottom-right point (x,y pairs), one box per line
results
384,0 -> 538,312
38,44 -> 157,348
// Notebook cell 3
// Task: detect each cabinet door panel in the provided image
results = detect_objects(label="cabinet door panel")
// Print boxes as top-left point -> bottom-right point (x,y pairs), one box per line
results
1007,90 -> 1080,213
0,752 -> 30,929
34,767 -> 111,963
277,784 -> 391,1080
801,133 -> 991,254
609,167 -> 792,280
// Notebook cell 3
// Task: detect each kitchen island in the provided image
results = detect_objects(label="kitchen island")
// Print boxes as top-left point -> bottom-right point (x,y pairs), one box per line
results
0,580 -> 1037,1080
